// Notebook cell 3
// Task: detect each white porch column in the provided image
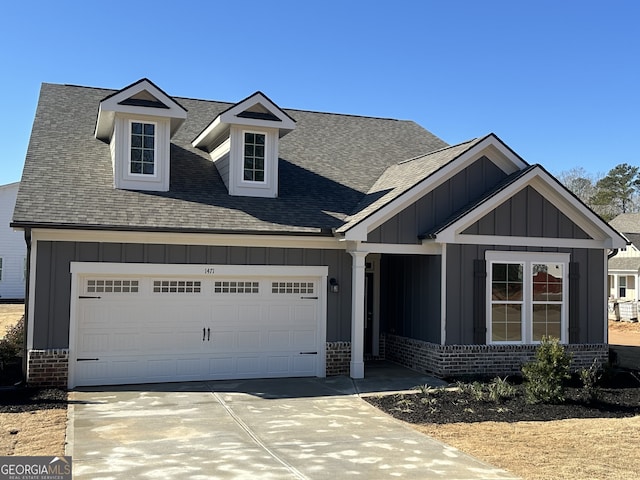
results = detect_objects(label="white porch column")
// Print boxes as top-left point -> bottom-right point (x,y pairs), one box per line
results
349,251 -> 367,378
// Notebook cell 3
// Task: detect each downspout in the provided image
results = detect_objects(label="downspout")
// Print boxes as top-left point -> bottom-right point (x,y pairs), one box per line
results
22,228 -> 31,382
607,249 -> 619,260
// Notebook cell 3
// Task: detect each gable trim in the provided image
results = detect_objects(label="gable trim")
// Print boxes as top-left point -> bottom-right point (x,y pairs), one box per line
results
431,166 -> 627,249
95,78 -> 187,141
341,134 -> 529,241
192,91 -> 296,150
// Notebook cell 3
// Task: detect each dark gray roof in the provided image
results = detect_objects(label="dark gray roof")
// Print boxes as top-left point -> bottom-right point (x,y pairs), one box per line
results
337,138 -> 483,233
13,83 -> 448,234
610,213 -> 640,234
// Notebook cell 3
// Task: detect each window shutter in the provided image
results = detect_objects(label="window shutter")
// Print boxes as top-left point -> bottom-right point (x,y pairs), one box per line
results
569,262 -> 580,343
473,259 -> 487,344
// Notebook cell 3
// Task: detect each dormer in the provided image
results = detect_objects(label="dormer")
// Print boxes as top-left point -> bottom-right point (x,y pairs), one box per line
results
192,92 -> 296,198
95,79 -> 187,192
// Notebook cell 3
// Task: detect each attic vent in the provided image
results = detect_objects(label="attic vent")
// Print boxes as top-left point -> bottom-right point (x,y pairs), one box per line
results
237,111 -> 281,121
119,90 -> 169,109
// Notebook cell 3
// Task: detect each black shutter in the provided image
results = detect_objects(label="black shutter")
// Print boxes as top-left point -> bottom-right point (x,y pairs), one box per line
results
569,262 -> 580,343
473,259 -> 487,344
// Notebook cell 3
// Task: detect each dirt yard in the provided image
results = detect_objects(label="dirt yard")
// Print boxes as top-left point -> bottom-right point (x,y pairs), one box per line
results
0,410 -> 66,456
609,319 -> 640,345
0,303 -> 24,338
417,416 -> 640,480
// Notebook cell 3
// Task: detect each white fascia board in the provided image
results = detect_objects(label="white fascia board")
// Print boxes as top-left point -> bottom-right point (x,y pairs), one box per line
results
96,80 -> 187,140
219,92 -> 296,131
70,262 -> 328,278
453,234 -> 613,249
357,242 -> 442,255
343,135 -> 528,242
435,167 -> 627,249
31,228 -> 344,250
192,116 -> 224,150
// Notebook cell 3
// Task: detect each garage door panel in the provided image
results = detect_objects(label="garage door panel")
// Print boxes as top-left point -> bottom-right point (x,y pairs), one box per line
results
74,274 -> 323,386
237,331 -> 261,349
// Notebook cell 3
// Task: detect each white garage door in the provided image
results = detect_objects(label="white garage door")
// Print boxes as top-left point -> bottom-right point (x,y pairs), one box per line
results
70,265 -> 326,387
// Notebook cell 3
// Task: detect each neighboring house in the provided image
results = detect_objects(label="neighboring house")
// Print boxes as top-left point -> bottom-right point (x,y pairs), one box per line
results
608,213 -> 640,320
0,182 -> 26,301
12,79 -> 626,388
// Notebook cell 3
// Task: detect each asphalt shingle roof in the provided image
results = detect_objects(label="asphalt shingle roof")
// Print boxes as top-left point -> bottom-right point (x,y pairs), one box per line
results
13,83 -> 448,234
609,256 -> 640,271
610,214 -> 640,235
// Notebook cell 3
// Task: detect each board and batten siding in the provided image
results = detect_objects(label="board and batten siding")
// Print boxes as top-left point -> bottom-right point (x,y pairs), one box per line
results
380,254 -> 441,343
463,186 -> 591,239
368,156 -> 508,245
32,241 -> 353,350
0,183 -> 26,300
445,244 -> 605,344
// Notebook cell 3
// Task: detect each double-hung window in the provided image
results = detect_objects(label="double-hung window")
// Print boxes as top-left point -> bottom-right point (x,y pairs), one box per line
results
618,276 -> 627,298
487,251 -> 568,344
243,132 -> 265,182
130,121 -> 156,175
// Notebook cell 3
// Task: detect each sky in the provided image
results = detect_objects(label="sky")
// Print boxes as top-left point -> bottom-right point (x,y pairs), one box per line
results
0,1 -> 638,186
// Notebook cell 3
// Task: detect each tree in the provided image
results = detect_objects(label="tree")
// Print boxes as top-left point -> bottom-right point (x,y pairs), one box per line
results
590,163 -> 640,221
557,167 -> 599,207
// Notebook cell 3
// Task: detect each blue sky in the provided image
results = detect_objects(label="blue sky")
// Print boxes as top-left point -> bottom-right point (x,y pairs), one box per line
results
1,1 -> 638,185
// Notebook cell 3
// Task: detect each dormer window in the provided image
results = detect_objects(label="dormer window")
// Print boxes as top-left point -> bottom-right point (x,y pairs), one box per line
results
130,121 -> 156,175
94,78 -> 187,192
243,132 -> 265,182
192,91 -> 296,198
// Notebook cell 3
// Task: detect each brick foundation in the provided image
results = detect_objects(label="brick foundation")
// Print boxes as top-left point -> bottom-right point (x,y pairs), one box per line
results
325,341 -> 351,376
27,349 -> 69,387
386,334 -> 609,377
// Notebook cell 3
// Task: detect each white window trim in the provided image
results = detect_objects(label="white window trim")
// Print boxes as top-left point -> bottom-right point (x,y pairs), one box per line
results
486,251 -> 570,345
127,119 -> 159,179
240,130 -> 268,186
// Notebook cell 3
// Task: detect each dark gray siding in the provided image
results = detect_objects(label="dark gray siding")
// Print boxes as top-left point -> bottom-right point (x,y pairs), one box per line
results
445,244 -> 605,344
463,186 -> 591,239
381,254 -> 441,343
368,157 -> 508,244
33,241 -> 353,349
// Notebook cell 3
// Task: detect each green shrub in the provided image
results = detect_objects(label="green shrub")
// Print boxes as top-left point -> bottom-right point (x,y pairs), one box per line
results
579,358 -> 603,403
488,376 -> 517,403
0,316 -> 24,368
521,336 -> 572,404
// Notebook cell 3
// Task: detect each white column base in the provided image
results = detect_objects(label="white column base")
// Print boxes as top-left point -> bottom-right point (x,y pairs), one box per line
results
350,360 -> 365,379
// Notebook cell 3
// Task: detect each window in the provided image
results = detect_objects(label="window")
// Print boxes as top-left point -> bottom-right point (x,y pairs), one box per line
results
271,282 -> 314,294
87,279 -> 139,293
619,276 -> 627,298
0,258 -> 3,281
214,281 -> 259,294
487,252 -> 568,344
243,132 -> 265,182
130,121 -> 155,175
153,280 -> 201,293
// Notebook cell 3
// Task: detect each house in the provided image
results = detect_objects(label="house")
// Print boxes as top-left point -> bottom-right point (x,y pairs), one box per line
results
607,213 -> 640,320
0,182 -> 26,301
11,79 -> 626,388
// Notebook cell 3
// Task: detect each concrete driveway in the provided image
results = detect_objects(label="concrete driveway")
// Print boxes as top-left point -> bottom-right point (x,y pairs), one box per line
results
67,365 -> 519,479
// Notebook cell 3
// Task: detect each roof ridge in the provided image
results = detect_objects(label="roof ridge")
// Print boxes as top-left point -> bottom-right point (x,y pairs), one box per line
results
397,137 -> 479,165
52,82 -> 414,123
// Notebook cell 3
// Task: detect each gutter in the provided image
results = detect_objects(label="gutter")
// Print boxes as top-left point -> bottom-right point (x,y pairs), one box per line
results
21,228 -> 31,383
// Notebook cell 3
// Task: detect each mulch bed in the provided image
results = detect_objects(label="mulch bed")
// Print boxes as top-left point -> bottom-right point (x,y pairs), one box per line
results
0,388 -> 67,413
365,371 -> 640,424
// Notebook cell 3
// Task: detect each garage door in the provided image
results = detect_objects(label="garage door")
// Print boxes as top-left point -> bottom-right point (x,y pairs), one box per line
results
69,264 -> 326,387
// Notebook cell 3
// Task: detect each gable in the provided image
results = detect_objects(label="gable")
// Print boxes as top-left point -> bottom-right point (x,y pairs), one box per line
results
95,78 -> 187,141
462,186 -> 591,239
367,156 -> 508,244
339,134 -> 529,241
429,165 -> 627,249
